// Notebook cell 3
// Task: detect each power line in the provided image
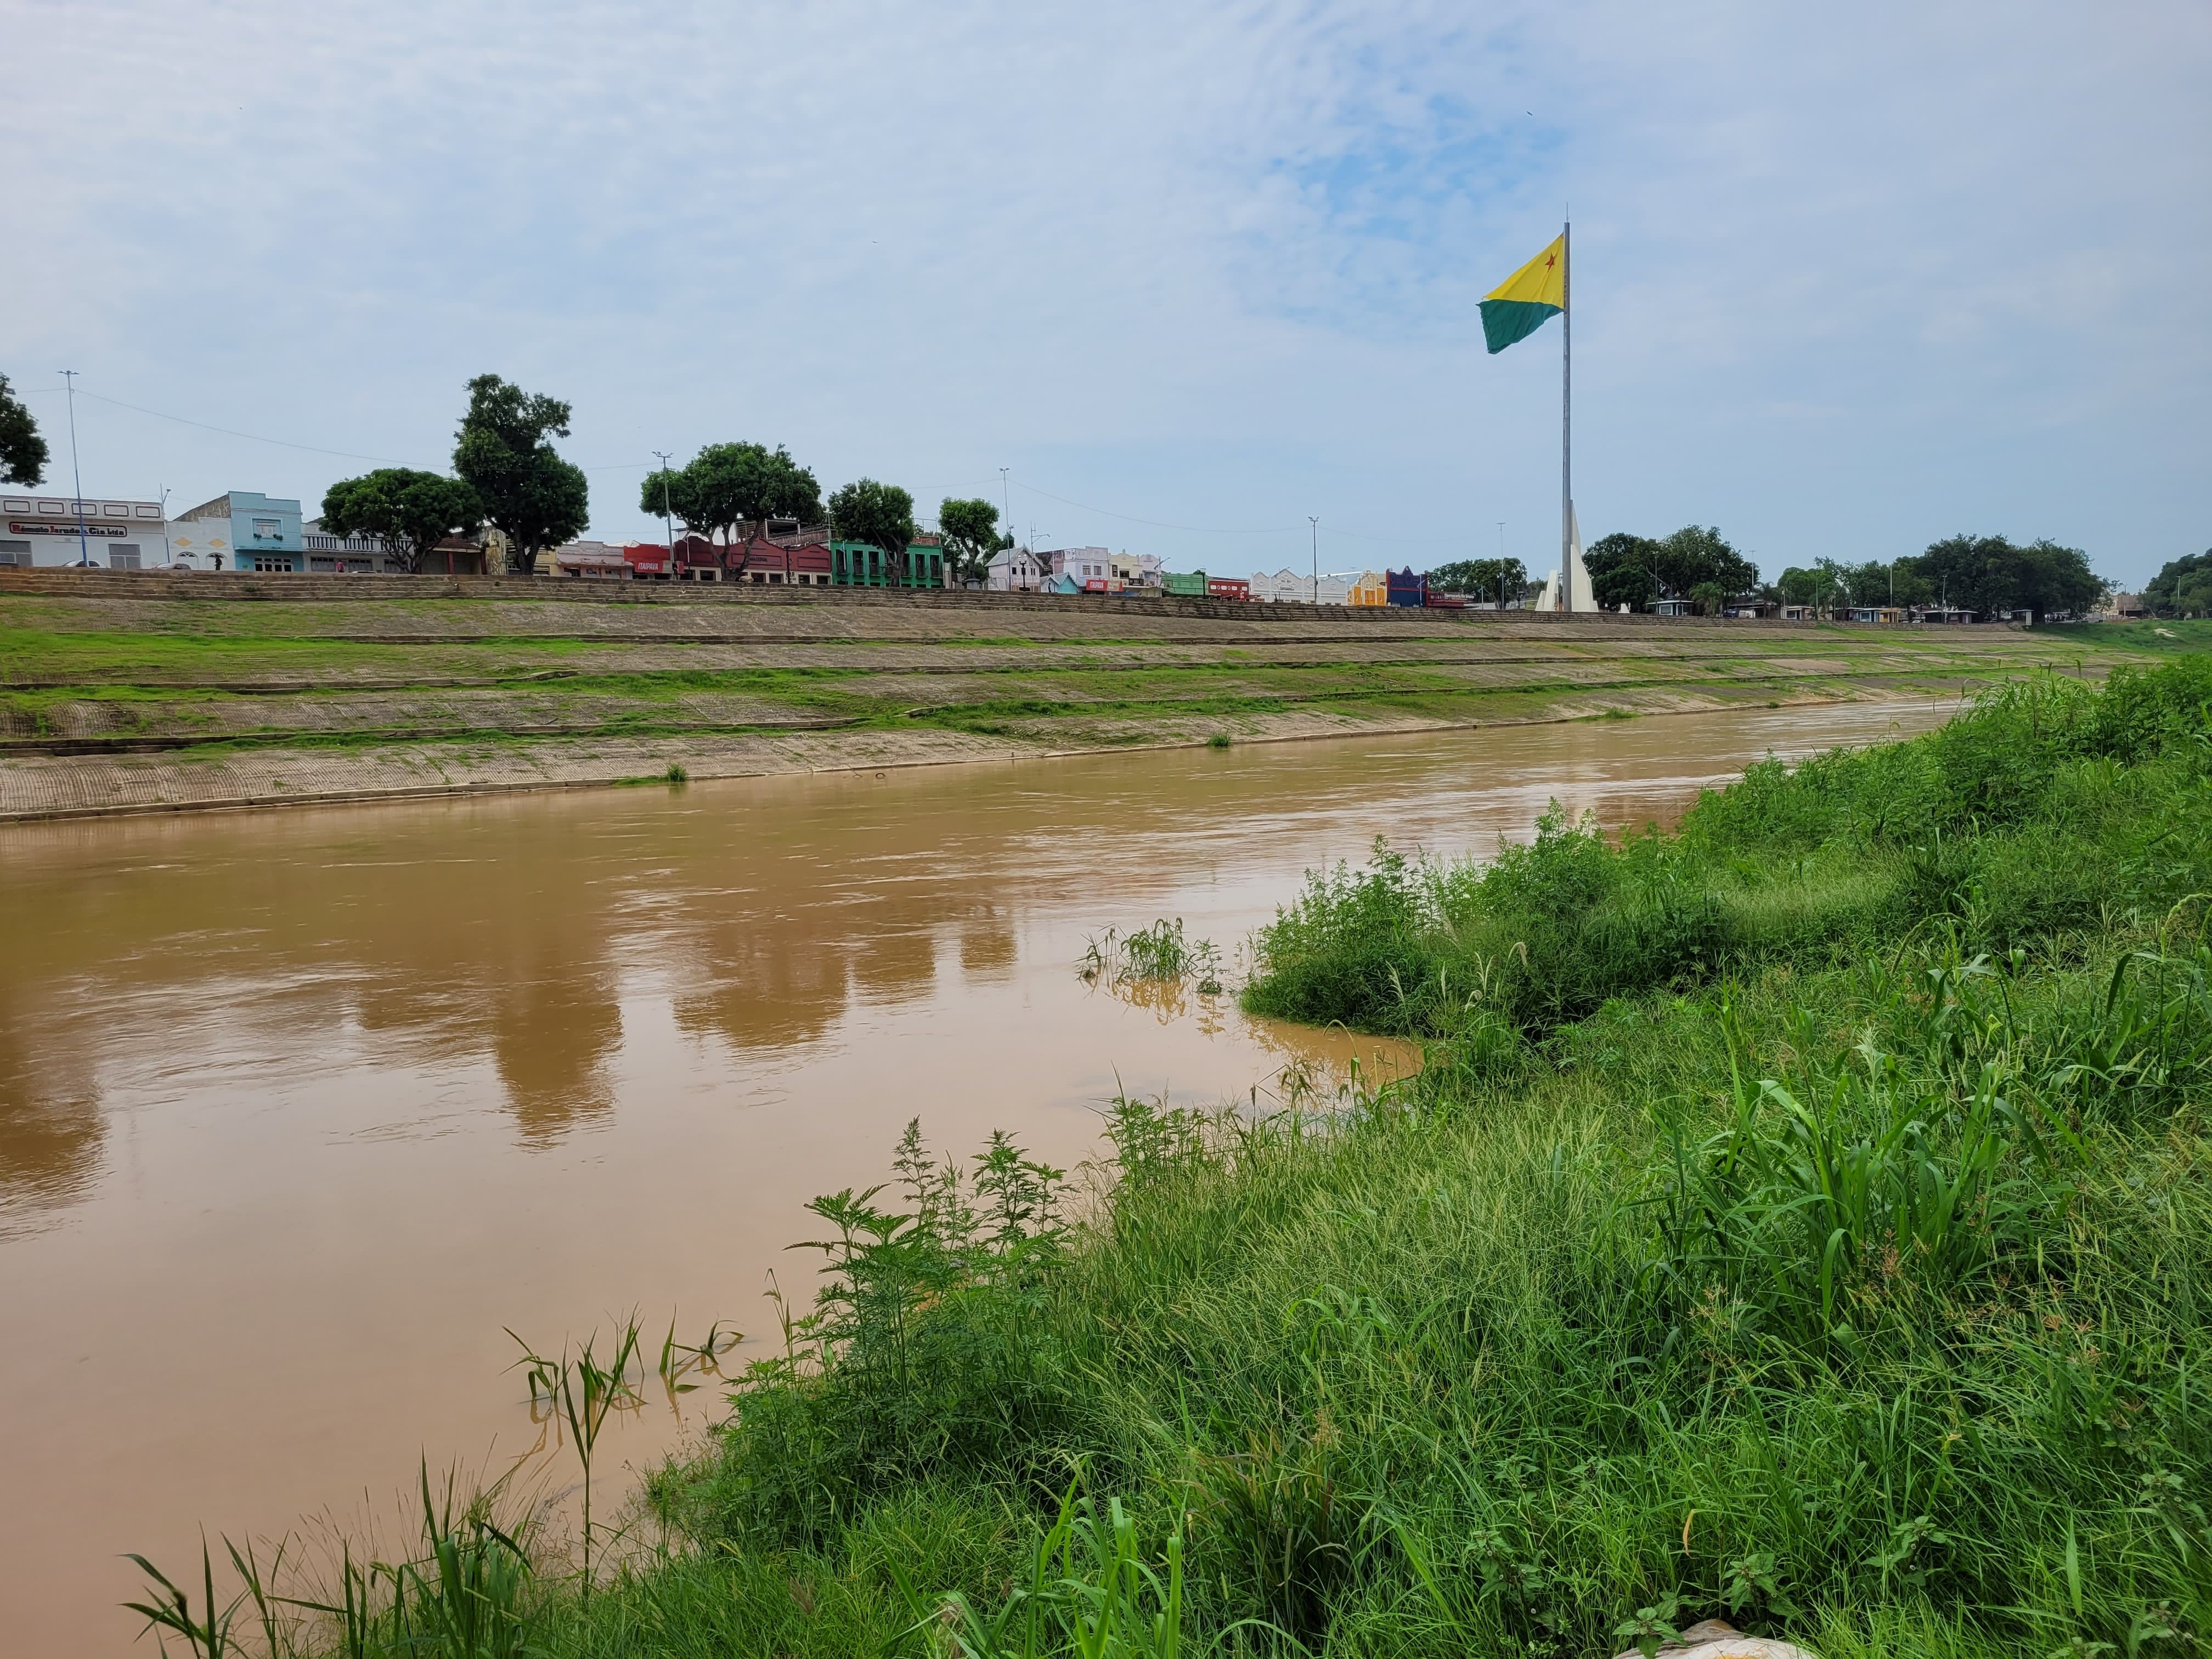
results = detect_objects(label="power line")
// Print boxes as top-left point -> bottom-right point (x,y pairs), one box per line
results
18,382 -> 647,473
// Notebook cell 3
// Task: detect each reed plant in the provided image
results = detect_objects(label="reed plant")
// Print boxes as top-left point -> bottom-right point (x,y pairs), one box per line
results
133,657 -> 2212,1657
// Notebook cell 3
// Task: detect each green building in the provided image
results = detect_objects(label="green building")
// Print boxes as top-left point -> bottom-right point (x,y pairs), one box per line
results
830,541 -> 946,590
1161,570 -> 1208,598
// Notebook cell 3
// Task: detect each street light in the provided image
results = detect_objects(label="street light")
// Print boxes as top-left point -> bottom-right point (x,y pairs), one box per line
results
651,449 -> 675,580
999,466 -> 1011,589
1497,521 -> 1505,610
158,484 -> 171,567
59,370 -> 90,567
1308,516 -> 1318,606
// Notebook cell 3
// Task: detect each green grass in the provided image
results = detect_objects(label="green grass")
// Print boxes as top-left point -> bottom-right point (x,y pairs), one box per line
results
128,654 -> 2212,1657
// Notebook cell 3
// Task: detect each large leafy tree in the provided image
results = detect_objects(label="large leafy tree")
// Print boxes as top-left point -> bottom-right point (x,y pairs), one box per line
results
452,375 -> 589,574
0,372 -> 48,487
642,443 -> 822,552
1915,534 -> 2103,623
1654,526 -> 1758,599
320,469 -> 483,573
1584,533 -> 1662,611
2143,551 -> 2212,617
1425,557 -> 1528,605
1776,565 -> 1842,615
638,464 -> 708,544
938,498 -> 1010,581
828,478 -> 917,555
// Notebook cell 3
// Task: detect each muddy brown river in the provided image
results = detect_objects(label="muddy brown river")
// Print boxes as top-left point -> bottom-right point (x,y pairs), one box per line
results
0,699 -> 1952,1651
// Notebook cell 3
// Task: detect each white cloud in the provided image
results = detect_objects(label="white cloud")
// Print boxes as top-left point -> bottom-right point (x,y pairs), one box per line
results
3,0 -> 2205,580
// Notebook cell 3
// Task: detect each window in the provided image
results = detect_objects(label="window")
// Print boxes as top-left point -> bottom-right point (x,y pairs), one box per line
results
252,554 -> 294,572
252,518 -> 281,539
0,539 -> 29,564
110,545 -> 142,569
136,505 -> 161,518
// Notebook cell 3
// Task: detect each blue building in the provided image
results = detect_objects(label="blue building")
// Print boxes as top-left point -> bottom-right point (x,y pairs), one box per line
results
175,491 -> 305,572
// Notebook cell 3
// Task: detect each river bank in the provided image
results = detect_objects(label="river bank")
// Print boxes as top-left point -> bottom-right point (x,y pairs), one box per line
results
0,575 -> 2156,821
93,656 -> 2211,1659
3,701 -> 1946,1656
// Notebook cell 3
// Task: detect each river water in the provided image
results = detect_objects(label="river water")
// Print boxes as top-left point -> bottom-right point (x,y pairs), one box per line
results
0,699 -> 1950,1650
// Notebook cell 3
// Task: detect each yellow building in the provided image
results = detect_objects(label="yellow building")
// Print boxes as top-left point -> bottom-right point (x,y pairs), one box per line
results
1347,569 -> 1389,606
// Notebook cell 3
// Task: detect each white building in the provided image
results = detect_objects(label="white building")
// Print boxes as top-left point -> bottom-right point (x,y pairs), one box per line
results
302,519 -> 403,574
0,492 -> 174,568
1250,568 -> 1311,603
1048,546 -> 1115,588
989,546 -> 1048,591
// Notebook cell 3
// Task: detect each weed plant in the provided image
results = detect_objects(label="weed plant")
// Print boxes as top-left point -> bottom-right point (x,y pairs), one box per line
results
130,657 -> 2212,1657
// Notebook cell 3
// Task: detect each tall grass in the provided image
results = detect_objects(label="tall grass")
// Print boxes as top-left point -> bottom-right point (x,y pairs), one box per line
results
132,658 -> 2212,1657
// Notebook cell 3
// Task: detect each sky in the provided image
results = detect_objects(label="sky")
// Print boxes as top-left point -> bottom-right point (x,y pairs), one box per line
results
4,0 -> 2207,587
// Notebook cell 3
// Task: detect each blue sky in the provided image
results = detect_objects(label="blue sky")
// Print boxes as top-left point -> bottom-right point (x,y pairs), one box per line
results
5,0 -> 2207,585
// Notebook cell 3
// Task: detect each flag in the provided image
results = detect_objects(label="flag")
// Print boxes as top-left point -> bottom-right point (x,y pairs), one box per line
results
1480,233 -> 1565,354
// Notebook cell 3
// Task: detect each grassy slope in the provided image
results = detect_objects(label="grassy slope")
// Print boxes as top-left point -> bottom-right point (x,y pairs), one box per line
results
1,595 -> 2137,763
143,652 -> 2212,1657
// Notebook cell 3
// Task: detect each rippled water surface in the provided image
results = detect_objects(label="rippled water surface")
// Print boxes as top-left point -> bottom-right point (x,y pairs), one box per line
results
0,699 -> 1954,1651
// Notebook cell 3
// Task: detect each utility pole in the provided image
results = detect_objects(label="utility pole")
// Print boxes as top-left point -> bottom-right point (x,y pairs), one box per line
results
998,467 -> 1011,589
652,450 -> 675,580
1308,516 -> 1319,605
1497,521 -> 1505,610
60,370 -> 89,567
158,484 -> 171,567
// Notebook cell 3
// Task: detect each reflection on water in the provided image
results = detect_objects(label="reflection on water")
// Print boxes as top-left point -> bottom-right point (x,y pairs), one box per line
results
0,697 -> 1952,1652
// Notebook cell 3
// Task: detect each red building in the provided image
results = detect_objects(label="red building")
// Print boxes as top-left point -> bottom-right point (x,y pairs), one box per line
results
1206,577 -> 1252,601
623,542 -> 673,579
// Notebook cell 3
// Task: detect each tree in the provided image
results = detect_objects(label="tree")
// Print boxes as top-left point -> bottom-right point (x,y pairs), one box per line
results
1425,557 -> 1528,605
0,373 -> 48,487
2016,538 -> 2105,623
2144,551 -> 2212,617
1778,565 -> 1840,616
938,498 -> 1010,582
452,375 -> 589,574
1654,526 -> 1758,599
638,464 -> 708,544
1584,533 -> 1662,611
1916,533 -> 2104,623
1689,580 -> 1728,616
320,470 -> 483,574
827,478 -> 917,555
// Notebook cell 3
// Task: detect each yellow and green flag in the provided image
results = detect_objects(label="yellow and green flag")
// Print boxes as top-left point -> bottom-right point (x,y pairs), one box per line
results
1480,233 -> 1566,354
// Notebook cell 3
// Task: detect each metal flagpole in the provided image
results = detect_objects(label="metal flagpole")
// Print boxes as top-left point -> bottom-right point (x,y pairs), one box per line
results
1560,218 -> 1571,612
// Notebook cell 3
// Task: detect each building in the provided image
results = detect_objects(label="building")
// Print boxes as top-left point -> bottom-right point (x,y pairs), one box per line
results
177,491 -> 304,572
1206,576 -> 1251,601
302,519 -> 402,574
988,546 -> 1048,591
1649,597 -> 1696,617
1346,571 -> 1387,607
1160,570 -> 1207,598
2108,593 -> 2147,619
728,537 -> 833,586
0,492 -> 173,567
1385,568 -> 1425,607
1047,547 -> 1115,591
1315,575 -> 1349,606
1250,569 -> 1309,603
554,540 -> 631,579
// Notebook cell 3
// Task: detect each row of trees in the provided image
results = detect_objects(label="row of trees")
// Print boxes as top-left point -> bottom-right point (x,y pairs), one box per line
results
1426,556 -> 1531,603
2143,551 -> 2212,617
322,375 -> 588,574
1583,525 -> 1759,614
1776,535 -> 2103,624
636,445 -> 1012,582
